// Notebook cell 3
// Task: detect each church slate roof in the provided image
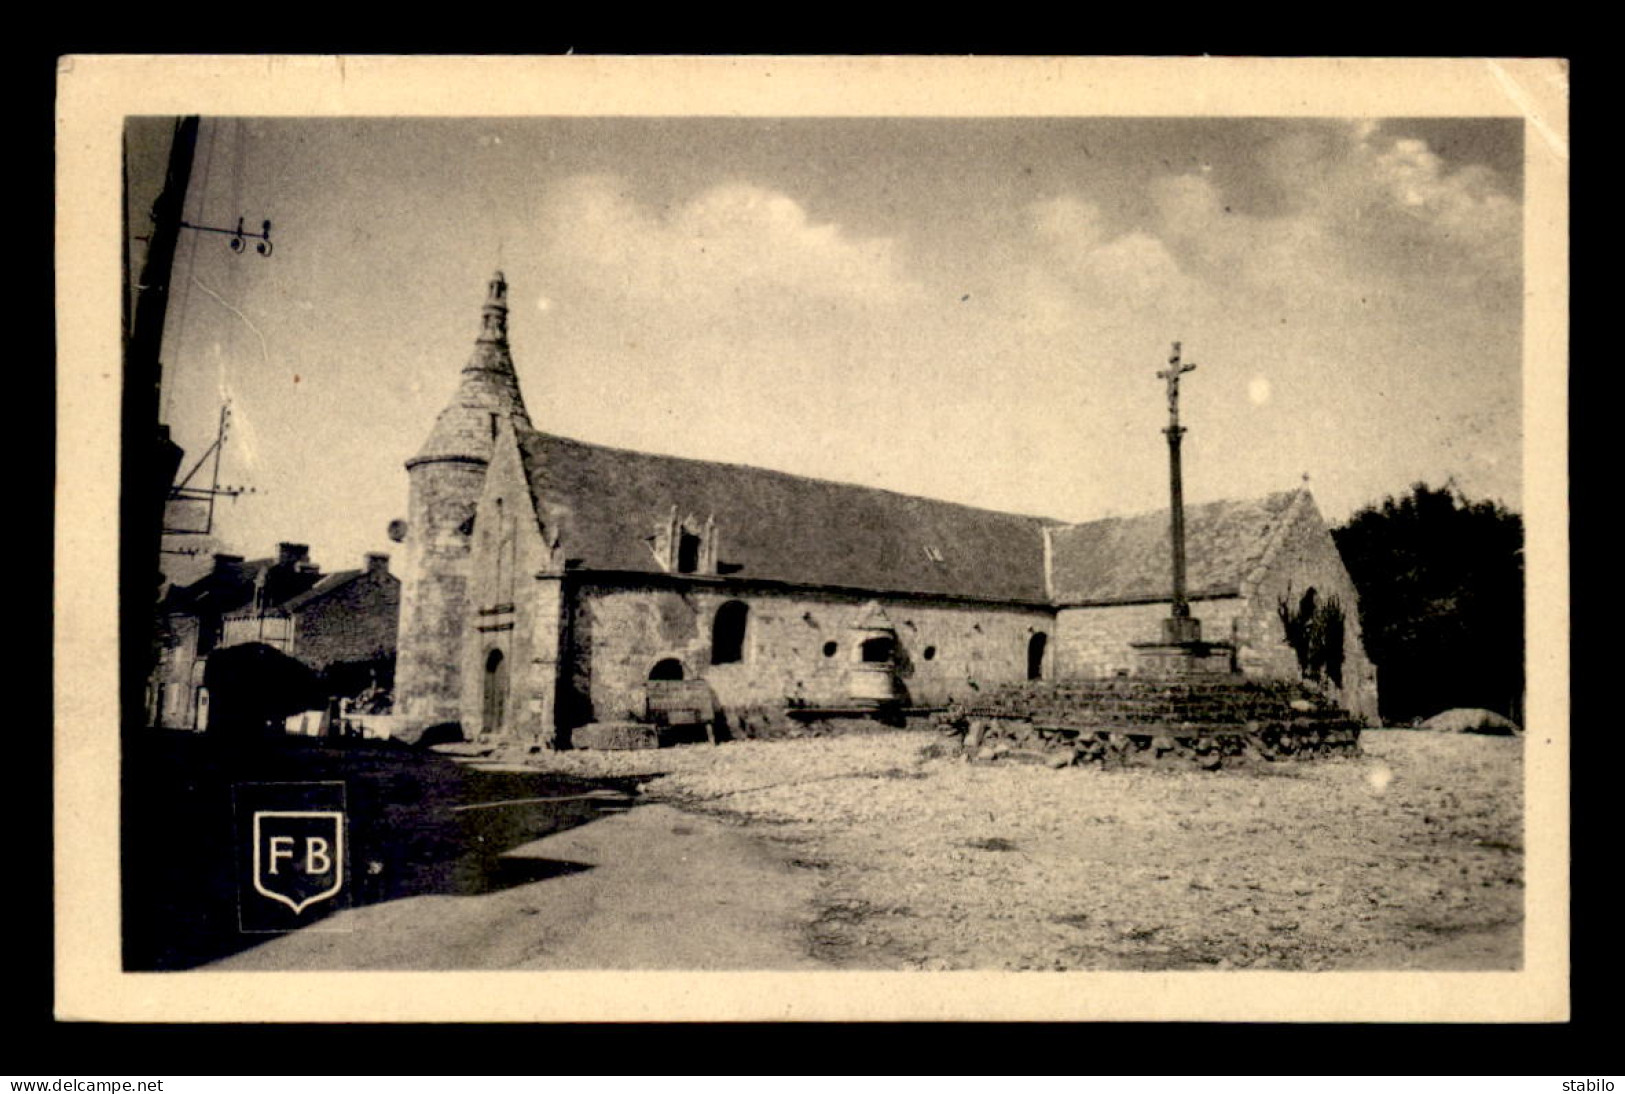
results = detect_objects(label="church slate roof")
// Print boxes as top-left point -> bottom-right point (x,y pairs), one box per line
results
1047,490 -> 1303,605
517,429 -> 1057,603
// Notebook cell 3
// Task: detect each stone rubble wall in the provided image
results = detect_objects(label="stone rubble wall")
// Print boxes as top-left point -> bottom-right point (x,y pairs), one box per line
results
941,677 -> 1362,770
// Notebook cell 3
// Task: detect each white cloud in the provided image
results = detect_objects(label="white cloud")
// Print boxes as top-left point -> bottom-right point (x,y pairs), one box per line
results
1361,135 -> 1520,268
1022,195 -> 1200,317
1268,122 -> 1521,280
540,175 -> 920,309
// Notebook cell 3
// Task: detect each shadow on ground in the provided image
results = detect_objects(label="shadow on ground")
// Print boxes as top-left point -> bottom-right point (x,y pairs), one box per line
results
121,729 -> 641,970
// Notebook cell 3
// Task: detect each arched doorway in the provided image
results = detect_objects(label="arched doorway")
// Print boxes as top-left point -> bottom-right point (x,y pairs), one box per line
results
483,648 -> 508,734
860,635 -> 896,663
649,657 -> 685,681
1027,633 -> 1048,681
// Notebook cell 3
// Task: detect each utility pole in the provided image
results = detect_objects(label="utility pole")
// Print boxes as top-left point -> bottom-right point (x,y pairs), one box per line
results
1155,341 -> 1201,646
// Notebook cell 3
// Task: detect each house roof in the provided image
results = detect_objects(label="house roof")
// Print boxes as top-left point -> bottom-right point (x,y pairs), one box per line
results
517,429 -> 1057,602
1047,490 -> 1304,604
162,556 -> 326,618
265,569 -> 362,614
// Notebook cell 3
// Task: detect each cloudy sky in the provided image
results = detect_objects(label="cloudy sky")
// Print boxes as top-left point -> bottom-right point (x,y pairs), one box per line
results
131,115 -> 1523,580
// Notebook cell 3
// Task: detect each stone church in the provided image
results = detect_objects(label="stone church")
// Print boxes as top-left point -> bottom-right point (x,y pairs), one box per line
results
393,273 -> 1379,745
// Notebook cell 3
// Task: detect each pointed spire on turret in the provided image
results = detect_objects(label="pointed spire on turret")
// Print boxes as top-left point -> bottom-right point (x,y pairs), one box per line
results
408,272 -> 533,468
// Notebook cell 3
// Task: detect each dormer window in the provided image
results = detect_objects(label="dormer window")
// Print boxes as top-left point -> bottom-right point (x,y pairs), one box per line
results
654,507 -> 719,575
677,530 -> 702,574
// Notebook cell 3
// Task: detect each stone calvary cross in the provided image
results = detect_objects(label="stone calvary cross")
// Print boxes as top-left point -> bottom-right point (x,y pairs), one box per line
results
1156,341 -> 1201,644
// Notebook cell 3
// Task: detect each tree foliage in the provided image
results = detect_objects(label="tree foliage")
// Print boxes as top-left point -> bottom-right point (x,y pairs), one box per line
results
1278,588 -> 1347,689
1332,483 -> 1524,724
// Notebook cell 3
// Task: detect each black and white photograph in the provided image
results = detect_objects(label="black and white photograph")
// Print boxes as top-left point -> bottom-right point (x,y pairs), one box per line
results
56,56 -> 1568,1022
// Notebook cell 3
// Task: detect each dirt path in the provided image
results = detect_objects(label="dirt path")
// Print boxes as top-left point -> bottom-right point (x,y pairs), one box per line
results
211,803 -> 824,971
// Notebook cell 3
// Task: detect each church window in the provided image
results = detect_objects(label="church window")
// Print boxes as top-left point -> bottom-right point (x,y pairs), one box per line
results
711,601 -> 749,665
1027,632 -> 1048,681
677,530 -> 702,574
649,658 -> 685,681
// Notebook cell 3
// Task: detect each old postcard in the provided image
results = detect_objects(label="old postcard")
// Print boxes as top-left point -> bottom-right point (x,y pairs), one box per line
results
55,55 -> 1569,1022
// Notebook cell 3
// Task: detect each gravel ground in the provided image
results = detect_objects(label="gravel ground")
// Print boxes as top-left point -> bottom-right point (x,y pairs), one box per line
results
505,726 -> 1523,971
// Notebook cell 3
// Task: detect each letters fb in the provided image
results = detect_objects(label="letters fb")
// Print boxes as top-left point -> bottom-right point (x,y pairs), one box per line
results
251,810 -> 345,915
233,781 -> 349,931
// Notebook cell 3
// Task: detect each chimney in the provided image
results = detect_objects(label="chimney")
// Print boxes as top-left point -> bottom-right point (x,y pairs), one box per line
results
277,542 -> 310,567
365,552 -> 390,576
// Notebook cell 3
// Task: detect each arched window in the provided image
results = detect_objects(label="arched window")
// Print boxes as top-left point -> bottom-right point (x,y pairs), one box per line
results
649,658 -> 685,681
711,600 -> 749,665
1028,632 -> 1048,681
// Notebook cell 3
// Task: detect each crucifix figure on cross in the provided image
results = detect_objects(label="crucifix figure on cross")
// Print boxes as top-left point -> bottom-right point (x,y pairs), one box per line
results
1157,340 -> 1197,427
1155,340 -> 1200,631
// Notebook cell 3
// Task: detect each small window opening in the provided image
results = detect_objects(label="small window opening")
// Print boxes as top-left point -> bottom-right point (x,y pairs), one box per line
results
711,601 -> 749,665
676,530 -> 702,574
923,645 -> 937,661
1027,633 -> 1048,681
822,641 -> 839,658
860,636 -> 895,664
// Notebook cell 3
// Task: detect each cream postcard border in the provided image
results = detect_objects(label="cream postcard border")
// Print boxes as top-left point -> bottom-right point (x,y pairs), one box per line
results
54,55 -> 1570,1023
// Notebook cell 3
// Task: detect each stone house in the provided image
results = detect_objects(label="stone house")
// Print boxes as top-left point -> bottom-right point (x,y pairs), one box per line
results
149,543 -> 322,729
393,273 -> 1379,745
150,544 -> 400,729
221,552 -> 400,691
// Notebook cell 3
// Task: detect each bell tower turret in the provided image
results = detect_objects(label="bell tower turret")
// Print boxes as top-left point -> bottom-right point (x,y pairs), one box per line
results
395,272 -> 533,740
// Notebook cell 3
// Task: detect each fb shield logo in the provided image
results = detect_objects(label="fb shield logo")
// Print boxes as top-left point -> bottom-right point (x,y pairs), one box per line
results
252,811 -> 344,915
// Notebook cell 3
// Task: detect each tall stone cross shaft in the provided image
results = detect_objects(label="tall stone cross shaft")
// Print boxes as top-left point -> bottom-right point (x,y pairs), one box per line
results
1157,341 -> 1198,627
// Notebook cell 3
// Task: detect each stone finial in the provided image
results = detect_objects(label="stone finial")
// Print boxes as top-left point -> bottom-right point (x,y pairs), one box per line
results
478,270 -> 509,343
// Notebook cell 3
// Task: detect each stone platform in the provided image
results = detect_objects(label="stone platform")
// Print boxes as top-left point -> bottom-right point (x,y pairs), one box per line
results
940,676 -> 1362,770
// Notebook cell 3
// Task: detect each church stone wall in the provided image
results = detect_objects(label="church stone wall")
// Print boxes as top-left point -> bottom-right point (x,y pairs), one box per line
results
1235,500 -> 1380,722
459,433 -> 567,745
564,582 -> 1055,727
1054,597 -> 1247,679
395,460 -> 485,737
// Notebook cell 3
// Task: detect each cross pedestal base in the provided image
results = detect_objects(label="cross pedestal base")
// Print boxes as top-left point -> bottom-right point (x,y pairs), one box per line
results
1160,615 -> 1203,645
1129,636 -> 1238,678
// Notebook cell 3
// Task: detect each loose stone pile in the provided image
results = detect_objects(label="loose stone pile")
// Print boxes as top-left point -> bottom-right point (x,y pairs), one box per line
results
939,677 -> 1362,770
